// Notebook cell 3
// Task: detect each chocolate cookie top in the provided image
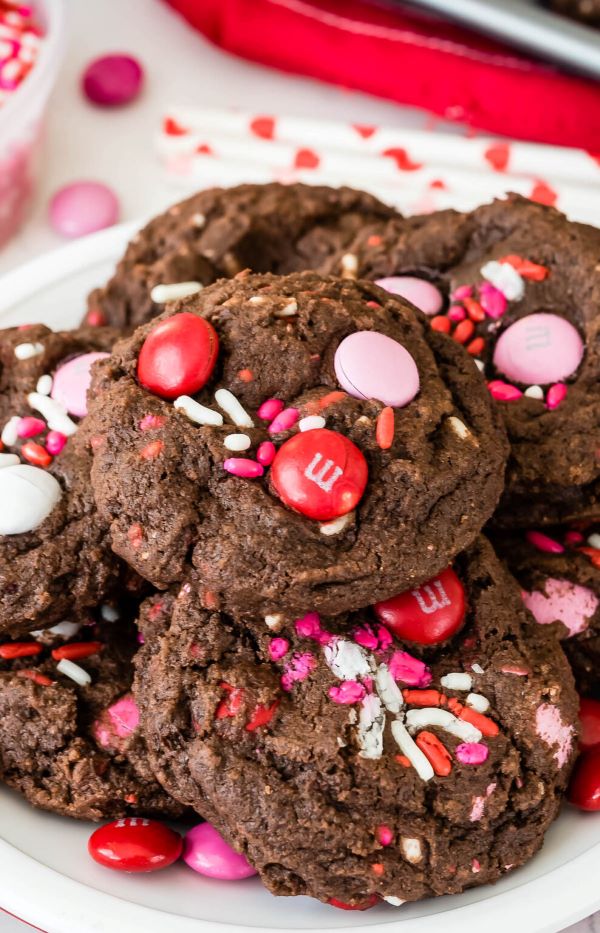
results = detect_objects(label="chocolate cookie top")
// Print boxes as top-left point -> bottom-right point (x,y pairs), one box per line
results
86,183 -> 396,330
134,537 -> 578,907
548,0 -> 600,25
0,606 -> 183,821
86,271 -> 507,618
321,195 -> 600,527
0,325 -> 126,637
491,523 -> 600,698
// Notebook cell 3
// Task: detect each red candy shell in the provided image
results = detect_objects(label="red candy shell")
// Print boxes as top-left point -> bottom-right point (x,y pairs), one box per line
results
270,428 -> 368,521
88,818 -> 183,872
579,697 -> 600,752
328,895 -> 378,911
568,747 -> 600,811
374,568 -> 466,645
137,312 -> 219,400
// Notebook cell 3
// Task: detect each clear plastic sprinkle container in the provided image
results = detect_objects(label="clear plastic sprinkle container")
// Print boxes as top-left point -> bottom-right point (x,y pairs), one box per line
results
0,0 -> 64,249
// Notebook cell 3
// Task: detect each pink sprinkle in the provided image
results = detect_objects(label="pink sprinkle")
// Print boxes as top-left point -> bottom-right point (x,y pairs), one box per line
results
487,380 -> 523,402
17,416 -> 45,438
139,413 -> 165,431
362,676 -> 374,693
479,282 -> 507,319
281,652 -> 316,691
564,530 -> 584,546
328,680 -> 366,704
500,665 -> 529,676
377,626 -> 393,651
45,430 -> 67,456
452,285 -> 472,301
223,458 -> 264,478
136,631 -> 145,644
525,530 -> 564,554
546,382 -> 567,410
268,407 -> 299,435
256,440 -> 276,466
447,305 -> 467,322
469,796 -> 485,822
471,859 -> 481,874
455,742 -> 489,765
257,398 -> 284,422
376,825 -> 393,846
388,650 -> 432,687
295,612 -> 331,645
268,637 -> 289,661
353,625 -> 378,650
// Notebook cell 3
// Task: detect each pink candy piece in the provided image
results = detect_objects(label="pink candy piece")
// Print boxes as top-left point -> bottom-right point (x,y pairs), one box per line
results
546,382 -> 567,410
256,441 -> 276,466
387,650 -> 432,687
328,680 -> 366,704
295,611 -> 331,645
452,285 -> 472,302
223,458 -> 264,478
564,530 -> 584,546
535,703 -> 575,768
16,416 -> 45,438
525,530 -> 564,554
139,413 -> 165,431
455,742 -> 489,765
82,54 -> 143,107
281,652 -> 316,691
183,822 -> 257,880
353,625 -> 378,650
51,351 -> 110,417
268,637 -> 289,660
479,282 -> 507,319
334,331 -> 420,408
45,430 -> 67,456
493,313 -> 583,385
487,380 -> 523,402
522,577 -> 599,637
92,693 -> 140,751
376,824 -> 393,846
268,406 -> 299,435
374,276 -> 443,316
49,182 -> 120,238
257,398 -> 284,421
447,305 -> 467,322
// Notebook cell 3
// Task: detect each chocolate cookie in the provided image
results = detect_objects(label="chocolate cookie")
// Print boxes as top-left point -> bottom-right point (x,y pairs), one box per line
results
323,196 -> 600,527
0,605 -> 184,821
86,271 -> 507,618
0,325 -> 126,637
133,537 -> 578,907
547,0 -> 600,25
491,523 -> 600,697
85,183 -> 396,330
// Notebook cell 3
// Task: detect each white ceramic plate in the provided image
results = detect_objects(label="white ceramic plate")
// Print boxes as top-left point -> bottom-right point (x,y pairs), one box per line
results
0,224 -> 599,933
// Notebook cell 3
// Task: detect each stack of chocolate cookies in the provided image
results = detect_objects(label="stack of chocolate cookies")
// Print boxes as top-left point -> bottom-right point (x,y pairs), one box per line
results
0,183 -> 598,909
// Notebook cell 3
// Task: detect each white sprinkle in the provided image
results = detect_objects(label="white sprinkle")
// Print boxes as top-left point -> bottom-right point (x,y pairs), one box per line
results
224,433 -> 251,452
299,415 -> 326,432
467,692 -> 490,713
56,659 -> 91,686
265,613 -> 284,631
150,281 -> 202,303
324,638 -> 373,680
248,296 -> 266,306
27,393 -> 77,436
391,719 -> 434,781
471,662 -> 485,674
400,837 -> 422,864
32,620 -> 81,640
440,672 -> 473,691
1,416 -> 20,447
481,260 -> 525,301
215,388 -> 254,428
375,663 -> 404,714
174,395 -> 223,426
587,533 -> 600,549
319,511 -> 354,536
383,896 -> 406,907
100,604 -> 120,622
447,416 -> 470,439
0,453 -> 19,468
36,374 -> 53,396
275,299 -> 298,318
524,385 -> 544,400
405,707 -> 482,743
336,736 -> 346,748
14,341 -> 44,360
341,253 -> 358,279
474,358 -> 485,372
357,694 -> 385,760
191,213 -> 206,228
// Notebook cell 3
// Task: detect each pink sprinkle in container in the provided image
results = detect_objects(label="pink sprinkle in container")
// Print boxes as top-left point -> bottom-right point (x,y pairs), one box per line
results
0,0 -> 65,249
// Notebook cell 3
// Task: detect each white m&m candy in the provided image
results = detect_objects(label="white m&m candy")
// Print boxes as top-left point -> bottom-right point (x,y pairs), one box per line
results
0,464 -> 62,535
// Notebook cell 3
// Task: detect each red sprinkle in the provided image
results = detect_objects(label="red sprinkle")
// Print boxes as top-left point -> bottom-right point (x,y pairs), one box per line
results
246,699 -> 280,731
463,298 -> 485,322
327,895 -> 378,911
128,524 -> 143,549
498,255 -> 549,281
376,406 -> 394,450
86,308 -> 106,327
216,682 -> 244,719
452,319 -> 475,344
395,754 -> 411,767
140,439 -> 164,460
416,730 -> 452,776
467,337 -> 485,356
448,698 -> 499,736
371,863 -> 384,876
403,689 -> 446,707
316,391 -> 346,411
52,641 -> 103,661
16,669 -> 54,686
367,235 -> 382,247
578,547 -> 600,570
21,440 -> 52,467
238,369 -> 254,383
0,642 -> 42,659
430,315 -> 451,334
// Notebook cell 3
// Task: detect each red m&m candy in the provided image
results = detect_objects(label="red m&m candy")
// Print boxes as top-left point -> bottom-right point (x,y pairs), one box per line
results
88,817 -> 183,873
374,568 -> 466,645
270,428 -> 368,521
579,697 -> 600,753
568,746 -> 600,811
137,312 -> 219,400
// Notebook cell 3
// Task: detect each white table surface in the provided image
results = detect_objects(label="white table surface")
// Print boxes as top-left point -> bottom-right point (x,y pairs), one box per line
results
0,1 -> 597,930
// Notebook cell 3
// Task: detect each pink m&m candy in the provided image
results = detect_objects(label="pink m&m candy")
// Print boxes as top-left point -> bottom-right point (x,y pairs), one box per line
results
51,352 -> 110,418
183,822 -> 257,880
493,313 -> 583,386
49,182 -> 120,238
375,276 -> 443,316
334,331 -> 419,408
82,54 -> 144,107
